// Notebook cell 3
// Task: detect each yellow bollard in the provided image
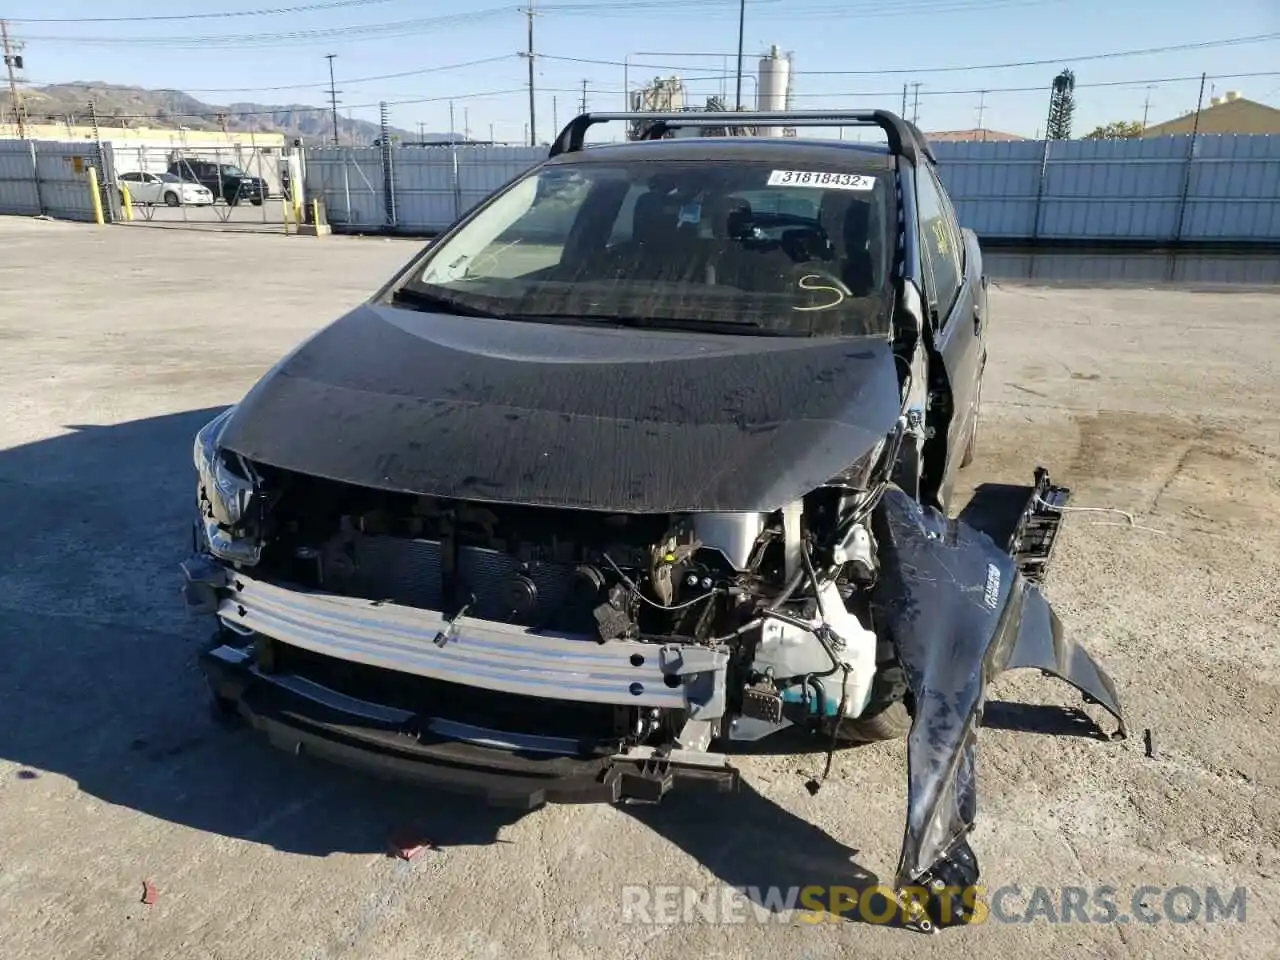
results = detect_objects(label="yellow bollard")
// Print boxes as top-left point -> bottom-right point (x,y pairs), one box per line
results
87,166 -> 105,225
120,184 -> 133,221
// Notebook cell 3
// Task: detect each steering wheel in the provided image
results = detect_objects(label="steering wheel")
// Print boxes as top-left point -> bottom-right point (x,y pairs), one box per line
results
791,268 -> 853,312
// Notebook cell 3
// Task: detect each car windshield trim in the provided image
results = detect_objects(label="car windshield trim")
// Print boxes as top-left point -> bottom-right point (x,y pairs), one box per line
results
391,286 -> 510,320
398,158 -> 896,339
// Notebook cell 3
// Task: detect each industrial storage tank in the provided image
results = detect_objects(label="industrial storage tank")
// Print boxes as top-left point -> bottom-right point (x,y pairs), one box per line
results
757,46 -> 791,137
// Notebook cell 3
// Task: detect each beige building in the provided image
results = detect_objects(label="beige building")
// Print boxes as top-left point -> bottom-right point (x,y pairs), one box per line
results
0,121 -> 285,151
1142,91 -> 1280,137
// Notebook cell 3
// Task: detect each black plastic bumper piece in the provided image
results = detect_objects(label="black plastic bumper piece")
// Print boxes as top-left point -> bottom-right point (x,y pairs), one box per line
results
1008,466 -> 1070,584
200,647 -> 740,809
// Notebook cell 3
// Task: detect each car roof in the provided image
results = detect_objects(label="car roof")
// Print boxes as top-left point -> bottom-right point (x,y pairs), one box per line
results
544,136 -> 896,171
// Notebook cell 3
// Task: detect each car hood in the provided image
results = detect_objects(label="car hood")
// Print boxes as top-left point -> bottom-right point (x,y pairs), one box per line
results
218,303 -> 903,513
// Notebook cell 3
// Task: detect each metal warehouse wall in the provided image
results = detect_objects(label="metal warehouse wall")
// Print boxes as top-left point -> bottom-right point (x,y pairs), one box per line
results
931,134 -> 1280,243
0,139 -> 110,222
305,135 -> 1279,243
7,134 -> 1277,244
303,145 -> 546,234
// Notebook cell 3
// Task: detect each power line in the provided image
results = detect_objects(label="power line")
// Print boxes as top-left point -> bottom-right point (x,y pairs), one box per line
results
17,8 -> 520,47
783,71 -> 1280,101
11,0 -> 1039,26
30,69 -> 1279,121
523,2 -> 537,146
538,70 -> 1280,101
0,0 -> 1082,45
2,20 -> 28,137
325,53 -> 340,145
67,55 -> 517,95
7,0 -> 398,23
35,70 -> 1279,127
77,87 -> 537,123
539,33 -> 1280,77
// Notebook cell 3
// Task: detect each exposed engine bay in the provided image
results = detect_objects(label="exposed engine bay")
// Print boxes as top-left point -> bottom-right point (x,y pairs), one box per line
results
205,451 -> 896,744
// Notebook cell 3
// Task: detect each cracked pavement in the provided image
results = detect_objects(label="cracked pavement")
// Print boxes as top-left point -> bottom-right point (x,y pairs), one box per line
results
0,219 -> 1276,959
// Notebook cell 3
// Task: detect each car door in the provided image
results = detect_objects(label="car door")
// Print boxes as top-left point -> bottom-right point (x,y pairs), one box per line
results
118,172 -> 141,201
137,173 -> 164,204
915,162 -> 981,497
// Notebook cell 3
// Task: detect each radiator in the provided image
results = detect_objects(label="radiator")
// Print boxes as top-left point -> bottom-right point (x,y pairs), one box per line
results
323,535 -> 574,626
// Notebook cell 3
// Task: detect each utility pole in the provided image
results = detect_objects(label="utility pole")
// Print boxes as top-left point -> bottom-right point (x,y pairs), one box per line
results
449,100 -> 456,141
463,107 -> 470,140
1141,86 -> 1155,131
1174,72 -> 1207,242
523,2 -> 537,146
901,82 -> 908,117
911,82 -> 921,126
325,53 -> 340,146
2,20 -> 27,138
733,0 -> 746,110
580,78 -> 588,115
552,96 -> 558,134
976,90 -> 987,138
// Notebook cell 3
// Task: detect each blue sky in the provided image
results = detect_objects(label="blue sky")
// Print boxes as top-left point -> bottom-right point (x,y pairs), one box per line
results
8,0 -> 1280,141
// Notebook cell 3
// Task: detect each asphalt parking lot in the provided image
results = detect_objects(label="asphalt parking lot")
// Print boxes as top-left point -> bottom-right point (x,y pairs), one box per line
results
0,217 -> 1276,959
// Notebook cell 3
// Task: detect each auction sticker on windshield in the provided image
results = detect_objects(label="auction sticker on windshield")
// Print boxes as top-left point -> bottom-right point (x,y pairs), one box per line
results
766,170 -> 875,190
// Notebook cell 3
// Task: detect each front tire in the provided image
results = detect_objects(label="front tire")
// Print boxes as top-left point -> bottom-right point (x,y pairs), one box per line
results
833,666 -> 912,742
164,191 -> 181,207
836,699 -> 912,743
831,645 -> 913,743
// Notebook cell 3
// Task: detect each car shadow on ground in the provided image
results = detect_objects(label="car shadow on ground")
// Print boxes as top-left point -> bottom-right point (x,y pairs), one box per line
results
0,407 -> 895,920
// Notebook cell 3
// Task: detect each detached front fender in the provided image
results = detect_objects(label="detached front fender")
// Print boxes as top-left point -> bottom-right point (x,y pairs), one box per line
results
871,489 -> 1126,911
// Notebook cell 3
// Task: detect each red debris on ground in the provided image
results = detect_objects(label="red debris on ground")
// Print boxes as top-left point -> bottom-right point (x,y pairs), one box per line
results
141,880 -> 158,905
386,827 -> 434,861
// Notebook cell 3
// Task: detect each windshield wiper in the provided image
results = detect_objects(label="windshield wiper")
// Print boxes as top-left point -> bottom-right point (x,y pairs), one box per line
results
392,286 -> 508,320
502,313 -> 795,336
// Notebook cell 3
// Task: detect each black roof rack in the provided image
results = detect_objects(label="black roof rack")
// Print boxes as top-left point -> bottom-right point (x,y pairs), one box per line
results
548,110 -> 935,165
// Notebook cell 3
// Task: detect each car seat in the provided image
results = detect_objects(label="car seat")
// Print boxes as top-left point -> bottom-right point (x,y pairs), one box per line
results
819,191 -> 876,296
620,191 -> 706,283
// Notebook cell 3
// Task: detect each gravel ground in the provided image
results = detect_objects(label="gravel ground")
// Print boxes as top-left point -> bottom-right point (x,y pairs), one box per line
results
0,217 -> 1276,960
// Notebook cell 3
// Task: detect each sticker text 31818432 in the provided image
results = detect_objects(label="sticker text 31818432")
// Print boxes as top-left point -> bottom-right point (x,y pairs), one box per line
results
766,170 -> 876,191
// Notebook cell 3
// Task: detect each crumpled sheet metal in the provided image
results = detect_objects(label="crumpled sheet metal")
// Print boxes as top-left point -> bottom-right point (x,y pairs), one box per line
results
871,489 -> 1126,891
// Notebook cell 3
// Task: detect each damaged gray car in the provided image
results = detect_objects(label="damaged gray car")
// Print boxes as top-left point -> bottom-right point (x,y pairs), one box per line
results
184,110 -> 1126,929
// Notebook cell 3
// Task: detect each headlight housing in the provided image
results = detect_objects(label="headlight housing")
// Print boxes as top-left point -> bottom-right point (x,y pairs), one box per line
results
193,407 -> 258,534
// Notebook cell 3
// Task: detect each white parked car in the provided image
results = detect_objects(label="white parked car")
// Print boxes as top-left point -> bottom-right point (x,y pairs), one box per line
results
118,171 -> 214,207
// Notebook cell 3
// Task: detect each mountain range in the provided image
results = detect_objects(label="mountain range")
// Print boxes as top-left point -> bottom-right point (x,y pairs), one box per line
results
20,82 -> 440,144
